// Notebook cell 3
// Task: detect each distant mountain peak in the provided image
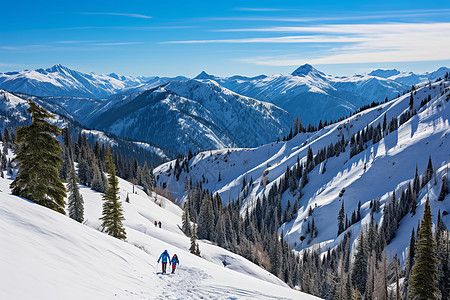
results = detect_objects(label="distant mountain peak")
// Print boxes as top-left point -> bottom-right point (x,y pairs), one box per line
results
194,71 -> 217,80
45,64 -> 73,74
291,64 -> 324,77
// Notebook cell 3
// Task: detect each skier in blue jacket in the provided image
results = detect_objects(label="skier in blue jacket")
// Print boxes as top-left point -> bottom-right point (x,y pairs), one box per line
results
157,250 -> 170,274
170,254 -> 179,274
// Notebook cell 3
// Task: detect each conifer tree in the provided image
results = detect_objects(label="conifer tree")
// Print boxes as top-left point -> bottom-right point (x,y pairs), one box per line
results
197,193 -> 214,240
100,148 -> 126,240
11,101 -> 66,213
352,231 -> 368,295
91,162 -> 105,192
190,223 -> 200,256
182,205 -> 192,236
438,174 -> 448,201
403,228 -> 416,299
338,201 -> 345,235
411,190 -> 417,215
67,162 -> 84,223
410,197 -> 439,299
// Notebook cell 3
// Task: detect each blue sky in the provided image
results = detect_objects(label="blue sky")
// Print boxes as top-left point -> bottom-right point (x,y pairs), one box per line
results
1,0 -> 450,77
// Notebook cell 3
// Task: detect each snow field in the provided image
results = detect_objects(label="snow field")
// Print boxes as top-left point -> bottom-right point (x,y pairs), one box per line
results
0,167 -> 317,299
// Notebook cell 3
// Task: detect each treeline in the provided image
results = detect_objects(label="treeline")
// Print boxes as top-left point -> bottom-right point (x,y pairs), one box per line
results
279,116 -> 347,142
60,128 -> 156,195
182,183 -> 303,287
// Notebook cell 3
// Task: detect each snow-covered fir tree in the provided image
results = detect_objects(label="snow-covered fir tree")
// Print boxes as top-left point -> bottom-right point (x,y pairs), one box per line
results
10,101 -> 66,213
67,162 -> 84,223
100,148 -> 126,240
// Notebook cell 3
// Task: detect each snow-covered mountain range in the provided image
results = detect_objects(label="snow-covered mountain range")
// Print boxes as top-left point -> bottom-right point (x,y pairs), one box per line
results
0,64 -> 148,99
86,79 -> 293,153
0,64 -> 189,100
368,67 -> 450,86
1,64 -> 448,154
155,77 -> 450,261
196,64 -> 425,125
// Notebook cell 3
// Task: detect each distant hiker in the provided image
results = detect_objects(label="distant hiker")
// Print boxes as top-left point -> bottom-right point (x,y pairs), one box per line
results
154,221 -> 157,227
170,254 -> 179,274
158,250 -> 170,274
158,221 -> 162,228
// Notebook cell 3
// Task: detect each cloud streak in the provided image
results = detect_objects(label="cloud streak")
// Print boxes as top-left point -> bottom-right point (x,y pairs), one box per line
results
241,23 -> 450,65
209,9 -> 450,23
163,22 -> 450,66
161,35 -> 365,44
82,12 -> 152,19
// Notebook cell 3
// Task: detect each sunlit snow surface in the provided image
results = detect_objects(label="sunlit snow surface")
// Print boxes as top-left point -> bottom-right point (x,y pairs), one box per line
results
0,161 -> 317,299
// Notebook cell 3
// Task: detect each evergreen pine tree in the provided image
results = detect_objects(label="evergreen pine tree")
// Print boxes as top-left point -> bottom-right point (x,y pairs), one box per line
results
411,190 -> 417,215
438,174 -> 448,201
410,197 -> 440,299
197,193 -> 214,240
10,101 -> 66,213
351,231 -> 368,295
182,205 -> 192,236
190,223 -> 200,256
403,228 -> 416,299
100,148 -> 126,240
91,162 -> 105,192
67,162 -> 84,223
338,201 -> 345,235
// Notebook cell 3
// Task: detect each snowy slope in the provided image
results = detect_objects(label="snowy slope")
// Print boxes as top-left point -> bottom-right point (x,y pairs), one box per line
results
0,89 -> 30,128
155,78 -> 450,261
0,159 -> 317,299
88,79 -> 293,153
0,64 -> 147,99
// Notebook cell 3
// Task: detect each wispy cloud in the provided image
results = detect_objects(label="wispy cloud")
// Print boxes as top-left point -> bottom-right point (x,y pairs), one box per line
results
82,12 -> 152,19
161,35 -> 364,44
237,23 -> 450,65
209,9 -> 450,23
163,22 -> 450,66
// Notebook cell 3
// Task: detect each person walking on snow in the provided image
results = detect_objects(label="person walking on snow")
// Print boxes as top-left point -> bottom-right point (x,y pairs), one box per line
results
154,221 -> 157,227
158,221 -> 162,228
170,254 -> 179,274
157,250 -> 170,274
